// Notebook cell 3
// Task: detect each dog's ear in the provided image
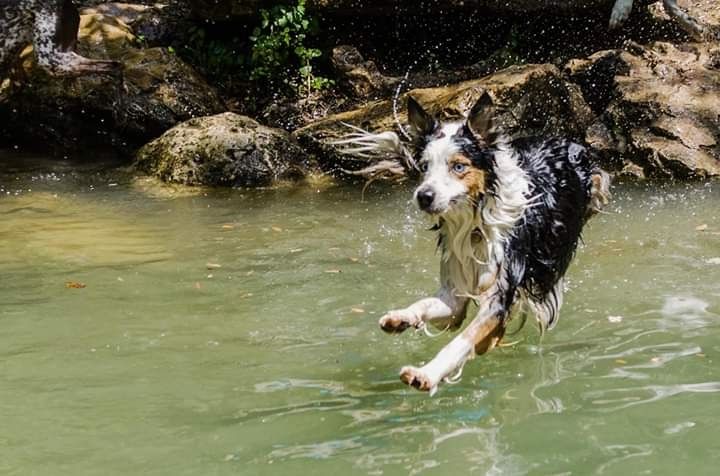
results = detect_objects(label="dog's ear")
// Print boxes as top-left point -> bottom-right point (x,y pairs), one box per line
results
407,96 -> 437,137
467,92 -> 498,143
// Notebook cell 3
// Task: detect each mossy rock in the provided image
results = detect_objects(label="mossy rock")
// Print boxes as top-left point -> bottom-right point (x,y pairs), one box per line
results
136,112 -> 313,187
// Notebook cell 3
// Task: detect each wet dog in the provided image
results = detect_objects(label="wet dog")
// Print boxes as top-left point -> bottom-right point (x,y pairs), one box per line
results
338,93 -> 610,395
0,0 -> 119,76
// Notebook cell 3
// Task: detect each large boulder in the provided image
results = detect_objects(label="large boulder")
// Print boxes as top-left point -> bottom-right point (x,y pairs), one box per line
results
135,112 -> 312,186
567,41 -> 720,178
295,63 -> 595,175
331,45 -> 397,98
0,10 -> 223,151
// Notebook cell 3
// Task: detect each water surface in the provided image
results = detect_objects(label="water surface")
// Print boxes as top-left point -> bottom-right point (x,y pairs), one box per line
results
1,152 -> 719,475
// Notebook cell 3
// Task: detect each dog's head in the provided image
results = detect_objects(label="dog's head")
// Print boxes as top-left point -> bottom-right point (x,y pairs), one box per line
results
409,93 -> 499,216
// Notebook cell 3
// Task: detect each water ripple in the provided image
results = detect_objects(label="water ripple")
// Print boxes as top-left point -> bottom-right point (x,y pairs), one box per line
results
267,437 -> 364,460
585,381 -> 720,412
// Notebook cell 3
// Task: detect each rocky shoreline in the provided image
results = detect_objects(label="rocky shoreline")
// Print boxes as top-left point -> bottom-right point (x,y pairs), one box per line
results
1,0 -> 718,185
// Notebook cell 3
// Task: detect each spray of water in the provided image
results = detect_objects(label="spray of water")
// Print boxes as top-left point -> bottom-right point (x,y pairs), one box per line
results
392,70 -> 412,141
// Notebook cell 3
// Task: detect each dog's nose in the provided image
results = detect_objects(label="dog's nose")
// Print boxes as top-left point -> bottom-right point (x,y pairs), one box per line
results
416,189 -> 435,211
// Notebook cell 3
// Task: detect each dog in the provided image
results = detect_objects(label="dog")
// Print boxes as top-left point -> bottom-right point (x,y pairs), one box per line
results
336,93 -> 610,395
0,0 -> 119,76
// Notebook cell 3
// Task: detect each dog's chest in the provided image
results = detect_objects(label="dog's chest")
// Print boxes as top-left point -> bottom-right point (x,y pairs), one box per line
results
439,226 -> 492,296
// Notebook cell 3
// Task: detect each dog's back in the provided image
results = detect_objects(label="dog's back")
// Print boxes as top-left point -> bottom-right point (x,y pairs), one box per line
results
503,137 -> 610,329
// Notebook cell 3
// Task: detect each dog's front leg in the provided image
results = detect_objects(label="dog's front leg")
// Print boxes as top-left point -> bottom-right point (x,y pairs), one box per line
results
379,287 -> 467,334
399,291 -> 506,395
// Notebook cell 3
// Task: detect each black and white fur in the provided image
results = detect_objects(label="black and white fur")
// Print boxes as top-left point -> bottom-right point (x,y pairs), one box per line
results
0,0 -> 119,76
338,93 -> 610,395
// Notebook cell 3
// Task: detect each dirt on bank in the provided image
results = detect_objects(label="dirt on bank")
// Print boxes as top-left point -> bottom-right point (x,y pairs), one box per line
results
0,0 -> 718,185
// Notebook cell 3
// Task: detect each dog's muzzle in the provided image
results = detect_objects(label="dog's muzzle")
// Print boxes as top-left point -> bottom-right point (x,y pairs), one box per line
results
416,188 -> 435,212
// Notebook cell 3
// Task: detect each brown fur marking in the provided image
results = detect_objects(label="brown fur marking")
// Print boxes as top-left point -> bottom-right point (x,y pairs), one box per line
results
471,318 -> 505,355
450,153 -> 486,201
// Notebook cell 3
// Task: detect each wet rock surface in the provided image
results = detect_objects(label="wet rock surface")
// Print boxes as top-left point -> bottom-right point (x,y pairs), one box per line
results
295,63 -> 594,175
649,0 -> 720,40
331,45 -> 397,99
80,2 -> 192,45
0,9 -> 223,151
135,112 -> 312,187
568,40 -> 720,178
2,0 -> 718,185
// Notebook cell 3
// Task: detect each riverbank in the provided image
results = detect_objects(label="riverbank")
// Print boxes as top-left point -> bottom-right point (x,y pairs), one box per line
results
1,1 -> 718,185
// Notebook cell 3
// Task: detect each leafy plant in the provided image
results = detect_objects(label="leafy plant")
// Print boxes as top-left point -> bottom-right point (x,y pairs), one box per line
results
182,26 -> 244,80
250,0 -> 333,98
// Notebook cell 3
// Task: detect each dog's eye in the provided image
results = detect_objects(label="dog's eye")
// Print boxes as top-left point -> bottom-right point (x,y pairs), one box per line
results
452,163 -> 467,174
419,162 -> 429,173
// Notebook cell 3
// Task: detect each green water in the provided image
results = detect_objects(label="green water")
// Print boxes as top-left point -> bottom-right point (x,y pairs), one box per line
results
1,152 -> 719,475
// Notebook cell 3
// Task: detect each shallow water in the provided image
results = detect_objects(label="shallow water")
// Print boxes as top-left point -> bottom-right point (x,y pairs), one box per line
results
1,152 -> 719,475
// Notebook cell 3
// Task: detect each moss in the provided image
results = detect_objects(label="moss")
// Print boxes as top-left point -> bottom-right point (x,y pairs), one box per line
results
135,112 -> 314,187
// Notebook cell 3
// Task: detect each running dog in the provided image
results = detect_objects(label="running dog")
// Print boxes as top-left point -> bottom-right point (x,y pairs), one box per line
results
337,93 -> 610,395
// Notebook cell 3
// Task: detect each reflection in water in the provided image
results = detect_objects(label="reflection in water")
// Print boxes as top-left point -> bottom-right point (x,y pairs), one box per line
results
1,155 -> 719,475
585,381 -> 720,412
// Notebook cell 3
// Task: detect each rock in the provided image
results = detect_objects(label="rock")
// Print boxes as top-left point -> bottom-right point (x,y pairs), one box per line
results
567,41 -> 720,177
648,0 -> 720,40
0,10 -> 223,151
80,2 -> 193,45
135,112 -> 311,186
295,63 -> 594,175
331,45 -> 397,98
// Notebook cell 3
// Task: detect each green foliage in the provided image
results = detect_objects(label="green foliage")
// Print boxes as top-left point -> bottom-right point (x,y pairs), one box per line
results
182,26 -> 244,79
250,0 -> 333,97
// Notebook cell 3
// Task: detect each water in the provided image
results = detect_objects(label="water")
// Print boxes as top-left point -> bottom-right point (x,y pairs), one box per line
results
1,152 -> 719,475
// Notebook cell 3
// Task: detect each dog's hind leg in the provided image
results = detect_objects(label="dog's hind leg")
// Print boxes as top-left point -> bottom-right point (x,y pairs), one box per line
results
379,287 -> 468,334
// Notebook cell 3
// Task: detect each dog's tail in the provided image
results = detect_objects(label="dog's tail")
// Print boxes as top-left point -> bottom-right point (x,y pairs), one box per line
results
587,168 -> 611,219
330,123 -> 416,185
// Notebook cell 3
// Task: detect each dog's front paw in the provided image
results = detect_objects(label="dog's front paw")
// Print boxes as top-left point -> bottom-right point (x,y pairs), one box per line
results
379,310 -> 420,333
400,366 -> 438,395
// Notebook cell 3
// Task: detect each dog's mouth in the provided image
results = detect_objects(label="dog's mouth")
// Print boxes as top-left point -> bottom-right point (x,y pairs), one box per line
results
420,195 -> 475,216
